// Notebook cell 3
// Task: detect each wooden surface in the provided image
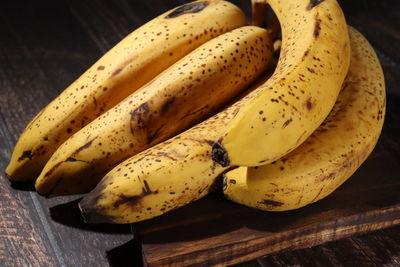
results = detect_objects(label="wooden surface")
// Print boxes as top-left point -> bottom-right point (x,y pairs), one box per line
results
0,0 -> 399,266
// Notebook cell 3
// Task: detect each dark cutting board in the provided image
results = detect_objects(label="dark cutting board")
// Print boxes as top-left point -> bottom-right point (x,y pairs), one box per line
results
132,94 -> 400,267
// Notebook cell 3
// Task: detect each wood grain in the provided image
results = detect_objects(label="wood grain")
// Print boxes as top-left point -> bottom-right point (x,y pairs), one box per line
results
0,1 -> 137,266
0,118 -> 59,267
249,225 -> 400,267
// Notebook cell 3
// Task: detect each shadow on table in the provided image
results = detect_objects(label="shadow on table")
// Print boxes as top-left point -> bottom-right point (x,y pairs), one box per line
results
107,239 -> 143,267
50,197 -> 131,234
9,180 -> 36,191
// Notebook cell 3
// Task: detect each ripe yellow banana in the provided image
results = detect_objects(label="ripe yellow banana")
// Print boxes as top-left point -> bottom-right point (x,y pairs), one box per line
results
78,76 -> 273,224
223,27 -> 386,211
5,0 -> 247,182
211,0 -> 351,167
35,26 -> 273,197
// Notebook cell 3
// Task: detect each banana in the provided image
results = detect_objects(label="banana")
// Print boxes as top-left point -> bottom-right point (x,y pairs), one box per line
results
251,0 -> 268,27
5,0 -> 247,182
211,0 -> 351,167
78,75 -> 273,224
35,26 -> 274,197
223,27 -> 386,211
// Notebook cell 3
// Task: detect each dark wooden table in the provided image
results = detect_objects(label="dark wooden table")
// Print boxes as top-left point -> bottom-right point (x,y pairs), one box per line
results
0,0 -> 399,266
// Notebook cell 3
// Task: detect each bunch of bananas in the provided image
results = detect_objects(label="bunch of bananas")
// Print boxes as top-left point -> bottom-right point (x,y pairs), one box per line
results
6,0 -> 385,224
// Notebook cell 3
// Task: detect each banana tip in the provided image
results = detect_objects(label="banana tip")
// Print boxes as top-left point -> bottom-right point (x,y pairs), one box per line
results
35,184 -> 54,198
4,170 -> 11,180
78,201 -> 100,224
4,167 -> 33,183
78,196 -> 116,224
78,201 -> 90,223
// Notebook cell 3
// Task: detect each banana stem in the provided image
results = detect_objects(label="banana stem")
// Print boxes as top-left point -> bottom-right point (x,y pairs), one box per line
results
266,11 -> 281,41
251,0 -> 281,40
251,0 -> 268,27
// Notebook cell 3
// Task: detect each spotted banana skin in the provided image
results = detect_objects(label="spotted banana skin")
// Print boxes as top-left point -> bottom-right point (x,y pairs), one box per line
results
6,0 -> 247,182
35,26 -> 273,197
211,0 -> 351,167
78,76 -> 274,224
223,27 -> 386,211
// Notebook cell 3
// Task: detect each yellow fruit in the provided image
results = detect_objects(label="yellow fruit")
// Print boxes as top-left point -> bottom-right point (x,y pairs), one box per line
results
211,0 -> 350,167
78,75 -> 273,224
6,0 -> 247,182
35,26 -> 274,197
223,27 -> 386,211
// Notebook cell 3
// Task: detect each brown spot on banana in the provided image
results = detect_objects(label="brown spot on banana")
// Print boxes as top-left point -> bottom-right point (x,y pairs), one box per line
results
113,180 -> 156,208
130,102 -> 150,135
111,68 -> 123,77
18,150 -> 33,161
165,1 -> 209,19
260,199 -> 284,207
71,136 -> 98,157
156,151 -> 177,161
282,118 -> 293,128
113,194 -> 142,208
43,161 -> 64,178
302,49 -> 310,61
160,97 -> 176,114
43,136 -> 97,180
198,185 -> 209,195
306,98 -> 313,110
92,96 -> 98,109
307,67 -> 316,74
314,14 -> 322,38
112,53 -> 142,80
143,180 -> 152,194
